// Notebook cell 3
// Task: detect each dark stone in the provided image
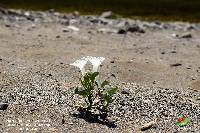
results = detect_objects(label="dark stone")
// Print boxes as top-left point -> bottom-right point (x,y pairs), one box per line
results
110,60 -> 115,63
56,35 -> 61,38
5,24 -> 11,27
127,24 -> 145,33
170,63 -> 182,67
171,51 -> 177,53
181,33 -> 192,39
161,52 -> 165,55
0,103 -> 8,110
118,29 -> 126,34
111,73 -> 116,78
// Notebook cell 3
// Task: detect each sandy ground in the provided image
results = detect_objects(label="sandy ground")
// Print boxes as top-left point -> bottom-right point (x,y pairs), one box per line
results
1,20 -> 200,90
0,9 -> 200,132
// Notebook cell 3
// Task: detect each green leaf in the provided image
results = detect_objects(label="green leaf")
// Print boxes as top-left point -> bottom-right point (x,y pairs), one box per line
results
102,87 -> 118,103
103,94 -> 111,103
75,87 -> 88,97
107,87 -> 118,97
90,72 -> 99,82
95,80 -> 101,88
101,80 -> 109,88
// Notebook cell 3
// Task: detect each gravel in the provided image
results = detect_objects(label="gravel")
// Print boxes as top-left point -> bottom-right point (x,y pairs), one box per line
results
0,63 -> 199,132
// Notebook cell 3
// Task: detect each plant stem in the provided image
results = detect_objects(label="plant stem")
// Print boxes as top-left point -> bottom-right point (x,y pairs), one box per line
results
87,93 -> 93,110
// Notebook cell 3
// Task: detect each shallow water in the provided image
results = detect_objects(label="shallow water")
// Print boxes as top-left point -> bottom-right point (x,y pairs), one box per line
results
0,0 -> 200,22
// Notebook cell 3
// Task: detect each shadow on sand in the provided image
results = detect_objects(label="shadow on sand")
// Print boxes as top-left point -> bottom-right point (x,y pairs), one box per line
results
72,110 -> 117,128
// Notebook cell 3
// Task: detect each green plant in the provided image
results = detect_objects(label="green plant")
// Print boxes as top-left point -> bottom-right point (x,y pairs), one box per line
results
71,56 -> 118,118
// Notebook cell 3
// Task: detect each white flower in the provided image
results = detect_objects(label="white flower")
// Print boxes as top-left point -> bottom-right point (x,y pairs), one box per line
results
86,56 -> 105,72
70,58 -> 88,75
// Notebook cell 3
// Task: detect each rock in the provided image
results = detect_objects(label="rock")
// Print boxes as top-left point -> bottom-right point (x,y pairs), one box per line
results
180,33 -> 192,39
72,11 -> 80,17
5,24 -> 11,28
127,24 -> 145,33
24,11 -> 30,17
100,11 -> 113,19
62,28 -> 69,33
118,29 -> 126,34
110,60 -> 115,63
48,9 -> 55,13
140,121 -> 157,131
98,28 -> 118,34
66,26 -> 80,32
115,21 -> 129,28
56,35 -> 61,38
90,17 -> 113,25
111,73 -> 116,78
197,97 -> 200,100
171,51 -> 176,53
121,88 -> 130,94
0,103 -> 8,110
171,33 -> 179,38
170,63 -> 182,67
161,52 -> 165,55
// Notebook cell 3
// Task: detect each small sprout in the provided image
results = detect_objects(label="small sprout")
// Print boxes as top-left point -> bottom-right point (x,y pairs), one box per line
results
71,56 -> 117,119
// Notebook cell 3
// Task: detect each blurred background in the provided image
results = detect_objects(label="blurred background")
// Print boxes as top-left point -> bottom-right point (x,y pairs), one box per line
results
0,0 -> 200,21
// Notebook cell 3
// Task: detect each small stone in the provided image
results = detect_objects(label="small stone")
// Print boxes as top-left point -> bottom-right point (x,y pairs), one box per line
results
111,73 -> 116,78
180,33 -> 192,39
197,97 -> 200,100
24,11 -> 30,17
161,52 -> 165,55
110,60 -> 115,63
118,29 -> 126,34
62,28 -> 69,32
100,11 -> 113,19
48,9 -> 55,13
127,24 -> 145,33
72,11 -> 80,17
67,26 -> 80,32
140,121 -> 157,131
5,24 -> 11,27
171,51 -> 176,53
98,28 -> 118,34
170,63 -> 182,67
121,88 -> 129,94
171,33 -> 179,38
56,35 -> 60,38
0,103 -> 8,110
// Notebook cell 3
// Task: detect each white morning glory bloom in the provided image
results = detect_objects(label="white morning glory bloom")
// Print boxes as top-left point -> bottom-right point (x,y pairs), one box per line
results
70,58 -> 88,76
86,56 -> 105,72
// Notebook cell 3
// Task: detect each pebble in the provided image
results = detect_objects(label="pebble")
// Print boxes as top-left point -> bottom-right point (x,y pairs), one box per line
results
127,24 -> 145,33
100,11 -> 113,19
170,63 -> 182,67
180,33 -> 192,38
67,26 -> 80,32
140,121 -> 157,131
121,88 -> 130,94
98,28 -> 118,34
0,103 -> 8,110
